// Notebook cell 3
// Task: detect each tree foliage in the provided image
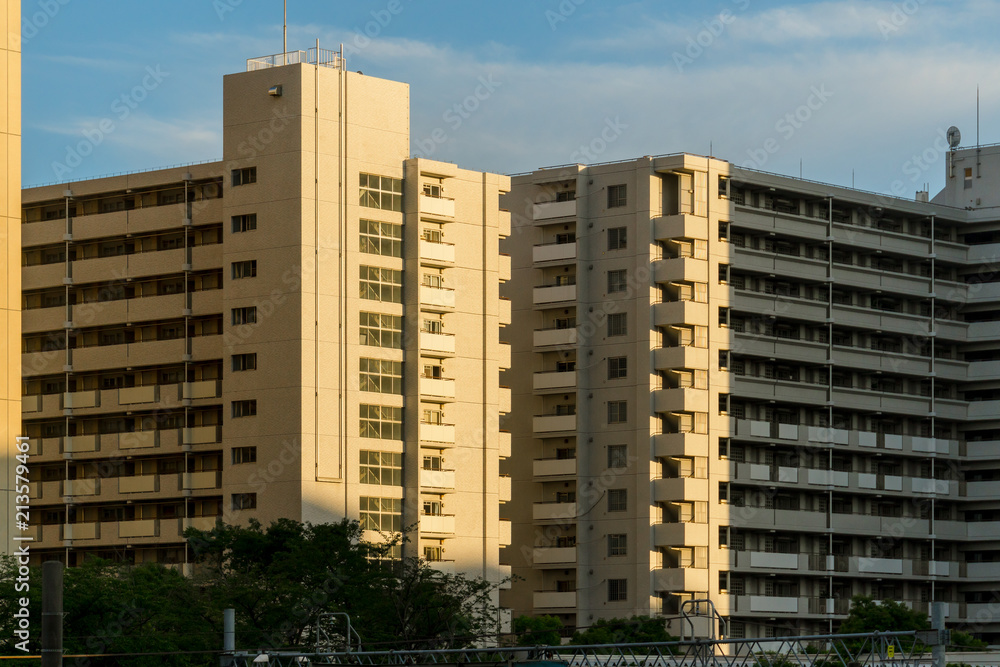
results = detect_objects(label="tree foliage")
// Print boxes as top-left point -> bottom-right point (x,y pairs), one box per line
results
512,615 -> 564,646
570,616 -> 676,645
839,596 -> 986,650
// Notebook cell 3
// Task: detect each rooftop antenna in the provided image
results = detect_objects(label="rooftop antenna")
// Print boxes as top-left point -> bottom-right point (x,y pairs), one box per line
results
283,0 -> 287,65
977,86 -> 981,178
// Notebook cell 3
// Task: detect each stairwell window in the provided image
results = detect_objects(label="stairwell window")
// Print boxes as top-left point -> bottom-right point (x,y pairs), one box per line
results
360,266 -> 403,303
608,534 -> 627,557
607,184 -> 627,208
608,489 -> 627,512
232,353 -> 257,372
231,167 -> 256,187
608,444 -> 628,469
232,306 -> 257,325
607,578 -> 627,601
607,269 -> 628,293
231,260 -> 257,279
231,214 -> 257,233
360,497 -> 402,531
608,226 -> 627,250
607,313 -> 627,337
360,173 -> 403,211
608,356 -> 627,380
232,400 -> 257,418
608,400 -> 628,424
231,493 -> 256,510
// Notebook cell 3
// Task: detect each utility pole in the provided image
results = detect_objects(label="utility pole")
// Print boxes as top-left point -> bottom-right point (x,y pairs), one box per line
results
41,561 -> 63,667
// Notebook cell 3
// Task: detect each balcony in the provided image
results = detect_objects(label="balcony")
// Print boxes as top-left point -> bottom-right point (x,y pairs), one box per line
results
63,478 -> 99,497
64,389 -> 100,409
652,477 -> 709,503
63,434 -> 99,454
651,567 -> 709,593
533,370 -> 577,392
420,331 -> 456,356
499,475 -> 512,502
533,241 -> 577,264
499,518 -> 512,546
183,471 -> 222,490
419,194 -> 455,218
420,377 -> 456,400
119,385 -> 159,405
533,457 -> 577,478
119,475 -> 159,494
533,591 -> 577,608
532,200 -> 577,221
533,414 -> 576,434
119,519 -> 158,538
533,327 -> 577,348
420,423 -> 456,445
533,546 -> 577,566
419,239 -> 456,266
533,284 -> 576,305
182,380 -> 220,400
533,501 -> 577,522
420,469 -> 456,492
183,425 -> 221,445
420,285 -> 456,311
653,522 -> 709,547
22,395 -> 42,413
499,431 -> 511,458
420,514 -> 456,535
118,431 -> 158,450
63,522 -> 99,541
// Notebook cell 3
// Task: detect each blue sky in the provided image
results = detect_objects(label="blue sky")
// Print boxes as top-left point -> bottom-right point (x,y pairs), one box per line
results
20,0 -> 1000,198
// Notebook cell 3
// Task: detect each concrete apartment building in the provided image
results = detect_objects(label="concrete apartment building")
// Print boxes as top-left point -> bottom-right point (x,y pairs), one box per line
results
2,0 -> 22,554
18,49 -> 513,598
501,146 -> 1000,640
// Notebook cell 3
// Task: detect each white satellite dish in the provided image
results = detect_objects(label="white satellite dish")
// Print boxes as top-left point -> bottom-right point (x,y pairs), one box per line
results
947,126 -> 961,149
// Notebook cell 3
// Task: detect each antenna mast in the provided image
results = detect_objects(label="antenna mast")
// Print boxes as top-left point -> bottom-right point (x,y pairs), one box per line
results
283,0 -> 287,65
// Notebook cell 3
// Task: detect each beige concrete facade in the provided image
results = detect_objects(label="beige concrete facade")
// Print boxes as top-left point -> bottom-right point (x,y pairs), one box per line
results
19,53 -> 511,609
501,150 -> 1000,640
2,0 -> 22,554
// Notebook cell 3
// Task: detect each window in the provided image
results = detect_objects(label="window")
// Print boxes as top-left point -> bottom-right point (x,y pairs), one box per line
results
360,173 -> 403,211
232,307 -> 257,325
965,167 -> 973,190
231,167 -> 257,187
608,534 -> 627,557
232,400 -> 257,418
608,578 -> 627,601
360,404 -> 403,440
232,353 -> 257,372
423,183 -> 443,197
608,184 -> 627,208
608,489 -> 627,512
232,447 -> 257,464
607,313 -> 627,337
423,546 -> 444,561
360,312 -> 403,348
608,356 -> 627,380
423,319 -> 444,334
608,400 -> 627,424
608,444 -> 628,469
360,219 -> 403,257
360,497 -> 402,531
608,227 -> 627,250
360,451 -> 403,486
231,214 -> 257,233
231,260 -> 257,279
360,266 -> 403,303
359,358 -> 403,394
423,455 -> 443,470
607,269 -> 628,293
232,493 -> 257,510
556,190 -> 575,202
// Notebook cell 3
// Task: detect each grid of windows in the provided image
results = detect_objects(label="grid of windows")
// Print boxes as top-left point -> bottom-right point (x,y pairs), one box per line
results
607,269 -> 628,293
360,266 -> 403,303
232,493 -> 257,510
608,534 -> 627,556
232,260 -> 257,279
360,312 -> 403,348
360,173 -> 403,211
360,404 -> 403,440
608,489 -> 627,512
360,219 -> 403,257
231,167 -> 256,187
232,353 -> 257,372
360,451 -> 403,486
608,184 -> 627,208
607,312 -> 627,336
232,447 -> 257,464
360,497 -> 402,531
608,356 -> 627,380
360,358 -> 403,394
608,226 -> 627,250
232,306 -> 257,325
232,214 -> 257,233
608,444 -> 628,469
608,400 -> 627,424
232,400 -> 257,418
608,578 -> 627,601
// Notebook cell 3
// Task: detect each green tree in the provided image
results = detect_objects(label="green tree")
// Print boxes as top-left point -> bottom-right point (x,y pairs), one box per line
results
513,615 -> 563,646
570,616 -> 676,645
839,596 -> 930,634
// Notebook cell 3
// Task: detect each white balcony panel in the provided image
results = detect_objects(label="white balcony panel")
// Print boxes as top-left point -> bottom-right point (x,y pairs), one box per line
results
421,469 -> 456,490
119,519 -> 158,538
749,552 -> 799,570
533,502 -> 577,522
532,200 -> 577,220
749,596 -> 798,613
534,591 -> 577,608
533,414 -> 576,433
420,286 -> 456,310
533,458 -> 577,477
421,423 -> 455,444
420,377 -> 456,399
64,434 -> 99,453
119,475 -> 159,494
533,328 -> 577,347
420,514 -> 455,535
64,389 -> 99,409
858,557 -> 903,574
63,523 -> 99,540
533,370 -> 577,391
534,284 -> 577,305
420,194 -> 455,218
420,332 -> 456,355
533,546 -> 577,565
419,239 -> 456,264
911,478 -> 948,494
119,385 -> 159,405
533,242 -> 578,263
